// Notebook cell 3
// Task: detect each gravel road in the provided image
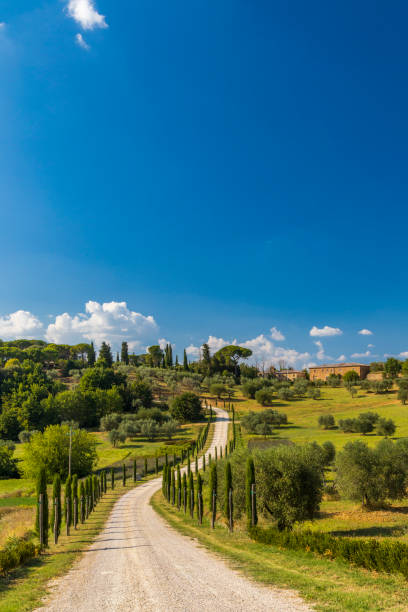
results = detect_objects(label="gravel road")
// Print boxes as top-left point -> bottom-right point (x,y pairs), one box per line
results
37,407 -> 310,612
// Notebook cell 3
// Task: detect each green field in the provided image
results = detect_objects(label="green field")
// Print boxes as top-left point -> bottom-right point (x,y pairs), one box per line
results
234,386 -> 407,449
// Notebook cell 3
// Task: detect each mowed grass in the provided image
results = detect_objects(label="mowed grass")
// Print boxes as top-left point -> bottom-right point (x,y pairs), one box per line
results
92,421 -> 206,469
152,491 -> 408,612
233,386 -> 408,450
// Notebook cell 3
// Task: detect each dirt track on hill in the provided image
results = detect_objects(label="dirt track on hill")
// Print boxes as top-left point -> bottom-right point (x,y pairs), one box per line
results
37,408 -> 310,612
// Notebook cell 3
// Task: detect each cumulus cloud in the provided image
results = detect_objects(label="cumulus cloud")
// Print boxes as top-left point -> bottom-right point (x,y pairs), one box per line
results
358,329 -> 373,336
399,352 -> 408,359
337,354 -> 346,361
66,0 -> 108,30
75,33 -> 90,50
368,344 -> 374,348
0,310 -> 43,340
45,301 -> 157,350
186,334 -> 310,369
310,325 -> 342,337
0,22 -> 5,29
185,344 -> 200,358
270,326 -> 285,341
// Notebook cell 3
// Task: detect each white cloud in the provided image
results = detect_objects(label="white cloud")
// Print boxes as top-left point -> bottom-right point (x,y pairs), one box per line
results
75,33 -> 90,50
399,352 -> 408,359
310,325 -> 342,337
337,354 -> 346,361
0,310 -> 43,340
358,329 -> 373,336
351,350 -> 373,358
185,334 -> 310,369
45,301 -> 157,350
0,22 -> 5,29
314,340 -> 331,361
66,0 -> 108,30
368,344 -> 374,348
270,326 -> 285,341
186,344 -> 200,358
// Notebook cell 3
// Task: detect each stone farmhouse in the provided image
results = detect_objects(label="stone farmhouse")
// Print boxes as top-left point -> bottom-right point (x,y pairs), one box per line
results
309,362 -> 370,381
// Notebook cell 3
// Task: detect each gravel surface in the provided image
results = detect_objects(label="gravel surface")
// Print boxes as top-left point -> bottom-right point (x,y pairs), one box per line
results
36,408 -> 310,612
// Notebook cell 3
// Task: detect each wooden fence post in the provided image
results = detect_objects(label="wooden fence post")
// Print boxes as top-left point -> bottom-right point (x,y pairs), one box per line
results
74,497 -> 78,530
251,483 -> 256,527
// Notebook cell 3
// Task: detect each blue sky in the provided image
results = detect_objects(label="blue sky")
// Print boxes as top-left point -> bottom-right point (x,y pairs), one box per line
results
1,0 -> 408,366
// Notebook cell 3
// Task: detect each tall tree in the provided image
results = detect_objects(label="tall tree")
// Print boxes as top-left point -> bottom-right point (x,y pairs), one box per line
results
36,467 -> 49,546
98,342 -> 113,367
121,341 -> 129,365
87,342 -> 96,366
147,345 -> 163,368
183,349 -> 189,371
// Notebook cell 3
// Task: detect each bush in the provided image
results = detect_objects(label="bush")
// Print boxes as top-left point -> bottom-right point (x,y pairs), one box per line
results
0,537 -> 37,573
0,445 -> 19,479
140,419 -> 159,440
108,429 -> 126,447
242,381 -> 263,399
254,389 -> 274,406
18,431 -> 32,444
100,413 -> 122,431
292,379 -> 308,396
160,420 -> 179,440
170,393 -> 203,423
307,387 -> 321,400
318,414 -> 335,429
343,370 -> 360,384
248,525 -> 408,580
322,441 -> 336,465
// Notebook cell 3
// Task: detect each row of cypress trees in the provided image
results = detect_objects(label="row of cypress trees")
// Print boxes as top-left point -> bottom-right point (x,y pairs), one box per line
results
161,426 -> 257,532
36,468 -> 109,548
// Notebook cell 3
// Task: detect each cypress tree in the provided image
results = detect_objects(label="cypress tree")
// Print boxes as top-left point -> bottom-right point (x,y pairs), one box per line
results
80,481 -> 85,523
36,467 -> 49,547
88,341 -> 96,366
209,463 -> 217,528
182,473 -> 187,513
220,446 -> 222,459
133,459 -> 137,482
121,341 -> 129,364
98,341 -> 113,367
189,472 -> 194,518
72,474 -> 78,529
176,465 -> 181,509
165,453 -> 168,466
116,352 -> 120,363
93,475 -> 98,505
215,447 -> 217,461
155,456 -> 159,474
245,456 -> 257,526
162,464 -> 167,496
208,453 -> 212,466
64,475 -> 72,527
224,461 -> 232,519
225,444 -> 228,457
123,463 -> 126,486
51,474 -> 61,538
203,455 -> 206,472
183,349 -> 189,371
197,473 -> 203,523
144,457 -> 148,477
171,468 -> 175,505
195,455 -> 198,474
173,453 -> 176,467
187,456 -> 191,476
111,467 -> 115,490
175,354 -> 179,366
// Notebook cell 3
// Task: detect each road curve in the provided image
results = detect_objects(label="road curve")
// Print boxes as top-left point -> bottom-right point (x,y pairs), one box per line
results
37,408 -> 310,611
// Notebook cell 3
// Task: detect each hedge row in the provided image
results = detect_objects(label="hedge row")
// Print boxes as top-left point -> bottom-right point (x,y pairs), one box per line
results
248,525 -> 408,579
0,537 -> 37,574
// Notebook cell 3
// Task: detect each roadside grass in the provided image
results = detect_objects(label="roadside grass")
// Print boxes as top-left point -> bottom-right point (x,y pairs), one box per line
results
152,491 -> 408,611
0,477 -> 143,612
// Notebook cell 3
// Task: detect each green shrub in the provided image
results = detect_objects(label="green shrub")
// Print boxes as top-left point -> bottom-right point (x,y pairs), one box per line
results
318,414 -> 335,429
0,537 -> 37,573
248,525 -> 408,579
35,467 -> 48,546
245,456 -> 257,526
254,388 -> 274,406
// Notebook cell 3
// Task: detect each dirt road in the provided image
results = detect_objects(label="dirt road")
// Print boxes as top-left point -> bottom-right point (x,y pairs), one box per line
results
37,408 -> 310,611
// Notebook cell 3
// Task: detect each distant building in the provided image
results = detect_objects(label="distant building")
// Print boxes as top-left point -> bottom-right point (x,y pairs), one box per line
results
309,362 -> 370,381
277,369 -> 306,381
